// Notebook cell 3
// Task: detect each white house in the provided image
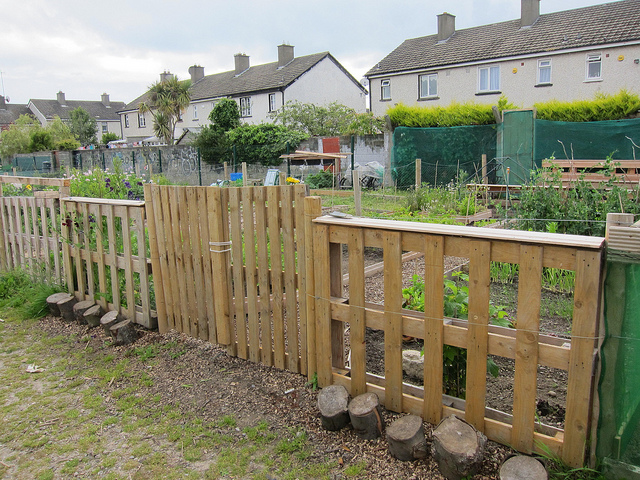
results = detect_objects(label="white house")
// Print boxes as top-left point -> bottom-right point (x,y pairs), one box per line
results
119,44 -> 367,143
365,0 -> 640,115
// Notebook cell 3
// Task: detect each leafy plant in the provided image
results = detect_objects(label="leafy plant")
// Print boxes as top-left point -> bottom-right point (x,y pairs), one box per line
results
69,107 -> 97,145
534,89 -> 640,122
227,123 -> 308,166
305,170 -> 335,189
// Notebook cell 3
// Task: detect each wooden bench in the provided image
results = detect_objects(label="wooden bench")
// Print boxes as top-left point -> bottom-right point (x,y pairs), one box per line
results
542,159 -> 640,188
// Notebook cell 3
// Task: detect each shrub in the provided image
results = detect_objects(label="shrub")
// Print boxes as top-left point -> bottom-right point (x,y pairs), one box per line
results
534,90 -> 640,122
305,170 -> 335,189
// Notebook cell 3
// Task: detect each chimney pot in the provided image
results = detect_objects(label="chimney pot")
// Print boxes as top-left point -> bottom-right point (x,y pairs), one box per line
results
57,91 -> 66,105
437,13 -> 456,42
159,71 -> 174,83
234,54 -> 250,75
521,0 -> 540,27
277,44 -> 295,68
189,65 -> 205,83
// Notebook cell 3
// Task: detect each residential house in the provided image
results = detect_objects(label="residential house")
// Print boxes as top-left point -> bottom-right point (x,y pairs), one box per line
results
120,44 -> 367,143
366,0 -> 640,115
28,92 -> 125,143
0,95 -> 30,131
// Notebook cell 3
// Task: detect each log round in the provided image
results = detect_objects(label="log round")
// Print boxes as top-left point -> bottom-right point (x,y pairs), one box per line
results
387,414 -> 427,461
499,455 -> 548,480
100,311 -> 122,336
432,415 -> 487,480
73,300 -> 95,324
109,319 -> 137,346
348,392 -> 384,440
46,293 -> 72,317
57,295 -> 77,322
83,304 -> 104,328
317,385 -> 350,431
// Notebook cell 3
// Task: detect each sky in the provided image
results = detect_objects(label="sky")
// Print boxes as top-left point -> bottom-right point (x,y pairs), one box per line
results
1,0 -> 612,106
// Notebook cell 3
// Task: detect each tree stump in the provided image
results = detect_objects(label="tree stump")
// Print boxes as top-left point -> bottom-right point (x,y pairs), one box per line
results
83,304 -> 104,328
46,293 -> 72,317
317,385 -> 350,431
57,295 -> 77,322
109,319 -> 137,346
499,455 -> 548,480
387,414 -> 428,461
100,311 -> 122,336
348,392 -> 384,440
432,415 -> 487,480
73,300 -> 95,324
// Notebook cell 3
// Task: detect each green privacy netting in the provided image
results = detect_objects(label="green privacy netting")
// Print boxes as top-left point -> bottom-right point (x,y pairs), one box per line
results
391,125 -> 498,188
598,253 -> 640,468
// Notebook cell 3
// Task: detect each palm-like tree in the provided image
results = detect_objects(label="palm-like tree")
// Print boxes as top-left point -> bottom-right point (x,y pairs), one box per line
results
138,76 -> 191,145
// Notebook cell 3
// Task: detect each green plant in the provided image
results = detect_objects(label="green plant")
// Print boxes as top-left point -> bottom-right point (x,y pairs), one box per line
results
306,372 -> 318,391
305,170 -> 335,189
534,89 -> 640,122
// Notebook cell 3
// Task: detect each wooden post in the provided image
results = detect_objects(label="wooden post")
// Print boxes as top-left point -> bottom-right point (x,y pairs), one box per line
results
304,196 -> 323,378
415,159 -> 421,189
242,162 -> 248,186
353,169 -> 362,217
482,154 -> 488,185
279,171 -> 286,186
223,161 -> 229,182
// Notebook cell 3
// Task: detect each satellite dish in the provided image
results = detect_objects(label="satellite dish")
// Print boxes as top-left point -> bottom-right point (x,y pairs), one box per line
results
5,96 -> 9,103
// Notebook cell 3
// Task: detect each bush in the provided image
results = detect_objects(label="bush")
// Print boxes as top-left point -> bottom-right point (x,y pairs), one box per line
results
534,90 -> 640,122
305,170 -> 335,189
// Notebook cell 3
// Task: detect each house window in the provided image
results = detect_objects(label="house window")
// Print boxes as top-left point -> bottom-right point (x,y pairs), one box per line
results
269,93 -> 276,112
138,113 -> 146,128
586,53 -> 602,80
193,105 -> 198,120
478,65 -> 500,92
381,79 -> 391,100
124,115 -> 130,128
537,59 -> 552,84
101,123 -> 108,134
419,73 -> 438,98
240,97 -> 252,117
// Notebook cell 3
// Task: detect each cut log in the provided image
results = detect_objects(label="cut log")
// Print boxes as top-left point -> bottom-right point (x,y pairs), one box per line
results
317,385 -> 350,431
100,311 -> 122,336
348,392 -> 384,440
83,304 -> 104,328
499,455 -> 548,480
73,300 -> 95,324
57,295 -> 77,322
109,319 -> 137,346
432,415 -> 487,480
46,292 -> 72,317
387,414 -> 428,461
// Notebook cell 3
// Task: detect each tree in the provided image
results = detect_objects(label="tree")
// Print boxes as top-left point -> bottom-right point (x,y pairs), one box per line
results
227,123 -> 308,166
70,107 -> 97,145
209,98 -> 241,131
48,116 -> 80,150
195,98 -> 241,164
29,130 -> 54,152
138,76 -> 191,145
101,132 -> 120,144
0,114 -> 39,159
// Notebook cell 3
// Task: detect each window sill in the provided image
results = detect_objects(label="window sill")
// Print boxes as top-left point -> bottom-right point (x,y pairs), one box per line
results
475,90 -> 502,96
380,98 -> 392,102
418,96 -> 440,102
584,78 -> 603,83
535,83 -> 553,88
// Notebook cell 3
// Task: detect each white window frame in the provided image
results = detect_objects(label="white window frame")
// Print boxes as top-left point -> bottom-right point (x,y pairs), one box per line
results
269,93 -> 276,112
193,105 -> 198,120
240,97 -> 252,117
124,114 -> 130,128
381,79 -> 391,100
101,122 -> 108,134
537,59 -> 552,85
138,113 -> 146,128
419,73 -> 438,99
586,53 -> 602,81
478,65 -> 500,93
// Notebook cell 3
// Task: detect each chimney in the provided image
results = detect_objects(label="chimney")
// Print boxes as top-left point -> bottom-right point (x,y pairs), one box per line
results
521,0 -> 540,27
101,93 -> 110,106
234,53 -> 250,75
159,71 -> 173,83
277,44 -> 295,68
189,65 -> 205,83
57,91 -> 66,105
0,96 -> 5,109
437,13 -> 455,42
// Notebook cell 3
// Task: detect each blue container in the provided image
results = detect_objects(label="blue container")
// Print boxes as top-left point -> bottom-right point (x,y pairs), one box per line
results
230,173 -> 243,181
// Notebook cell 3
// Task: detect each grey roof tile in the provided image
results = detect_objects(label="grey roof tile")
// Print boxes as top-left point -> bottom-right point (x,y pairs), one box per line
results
29,99 -> 125,121
0,103 -> 31,126
366,0 -> 640,76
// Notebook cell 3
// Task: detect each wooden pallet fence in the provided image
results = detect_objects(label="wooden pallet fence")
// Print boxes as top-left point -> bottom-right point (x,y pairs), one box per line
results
145,184 -> 309,374
60,197 -> 154,328
310,215 -> 605,468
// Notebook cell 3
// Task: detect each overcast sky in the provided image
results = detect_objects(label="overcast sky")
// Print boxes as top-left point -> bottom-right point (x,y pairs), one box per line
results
2,0 -> 611,105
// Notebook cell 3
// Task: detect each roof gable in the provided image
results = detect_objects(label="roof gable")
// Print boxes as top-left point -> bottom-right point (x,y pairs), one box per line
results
366,0 -> 640,77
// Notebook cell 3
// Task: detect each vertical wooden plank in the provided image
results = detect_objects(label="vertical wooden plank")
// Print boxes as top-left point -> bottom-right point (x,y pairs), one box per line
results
40,200 -> 52,280
49,198 -> 62,285
330,241 -> 344,370
91,204 -> 107,308
186,187 -> 208,340
177,187 -> 199,338
465,239 -> 492,431
348,227 -> 366,396
199,187 -> 217,343
304,196 -> 322,378
159,186 -> 179,332
30,198 -> 41,275
384,231 -> 403,413
119,205 -> 136,321
282,186 -> 300,372
229,187 -> 248,359
511,245 -> 543,453
220,188 -> 236,356
145,185 -> 169,333
0,199 -> 13,270
82,202 -> 94,301
169,186 -> 189,334
423,235 -> 445,424
294,184 -> 308,376
314,223 -> 332,387
105,204 -> 121,312
254,187 -> 272,365
21,197 -> 33,272
60,200 -> 74,295
243,186 -> 260,363
268,187 -> 286,369
13,200 -> 25,270
9,199 -> 20,270
563,249 -> 602,468
133,206 -> 151,328
72,203 -> 85,299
